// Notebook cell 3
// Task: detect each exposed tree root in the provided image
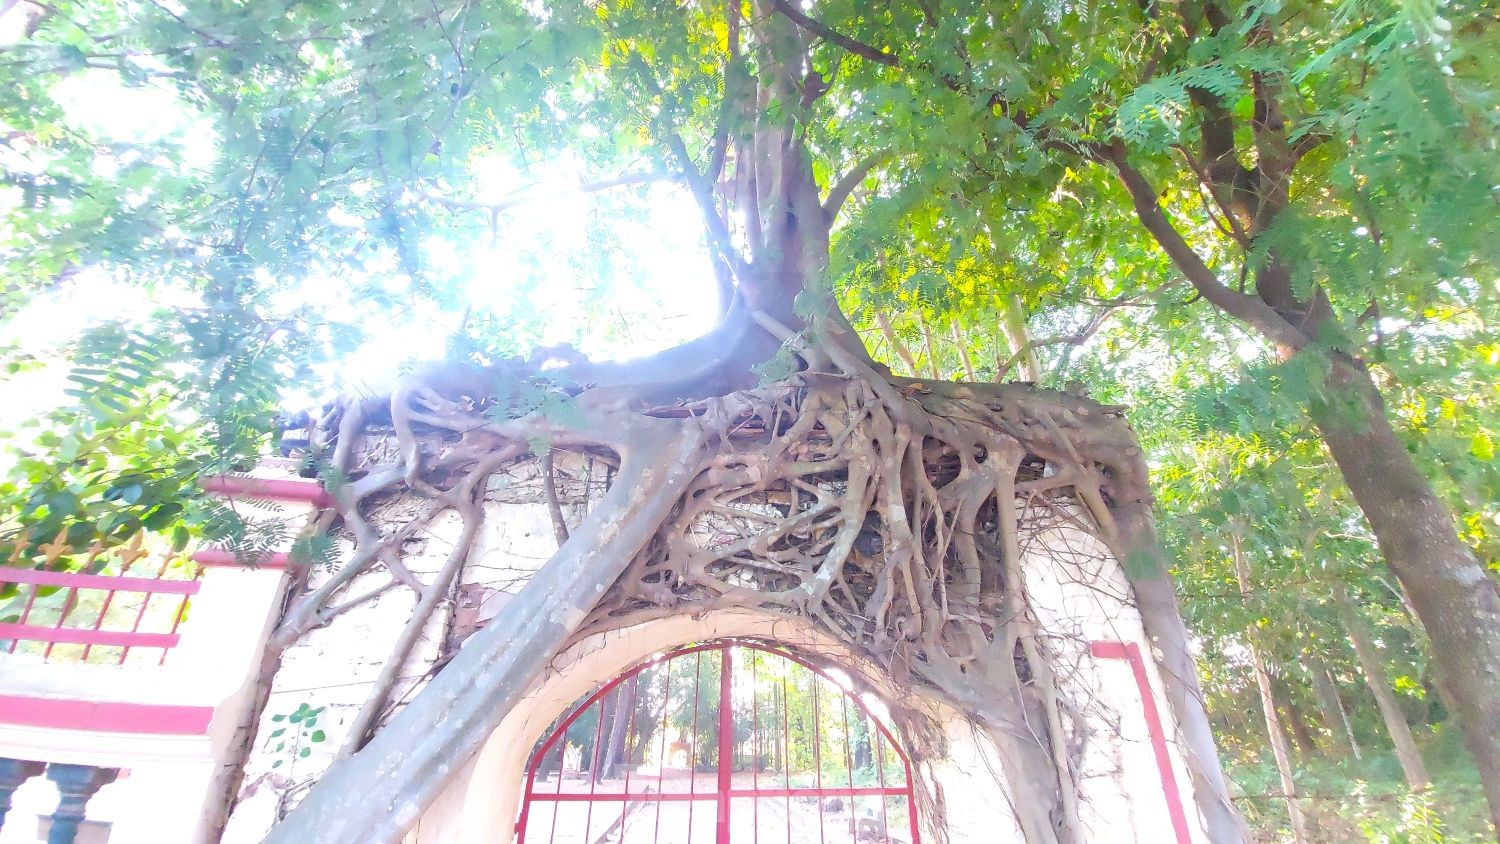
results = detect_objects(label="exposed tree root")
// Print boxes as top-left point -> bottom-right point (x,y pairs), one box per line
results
261,336 -> 1227,844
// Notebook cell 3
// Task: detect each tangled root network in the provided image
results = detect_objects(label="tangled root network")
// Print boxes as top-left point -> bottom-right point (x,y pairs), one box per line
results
278,351 -> 1161,844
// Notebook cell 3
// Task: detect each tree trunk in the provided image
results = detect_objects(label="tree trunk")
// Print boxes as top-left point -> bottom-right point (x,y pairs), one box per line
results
1249,641 -> 1309,843
999,293 -> 1041,382
874,311 -> 919,376
1335,586 -> 1431,790
1111,138 -> 1500,831
1307,655 -> 1361,760
1274,678 -> 1319,758
917,311 -> 942,378
1233,542 -> 1308,844
1315,357 -> 1496,822
601,680 -> 637,779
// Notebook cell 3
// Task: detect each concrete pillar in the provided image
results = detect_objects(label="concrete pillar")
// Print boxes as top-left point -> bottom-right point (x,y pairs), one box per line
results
44,765 -> 117,844
0,758 -> 45,831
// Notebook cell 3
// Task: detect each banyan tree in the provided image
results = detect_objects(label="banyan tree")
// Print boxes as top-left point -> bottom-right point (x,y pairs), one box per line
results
187,4 -> 1256,843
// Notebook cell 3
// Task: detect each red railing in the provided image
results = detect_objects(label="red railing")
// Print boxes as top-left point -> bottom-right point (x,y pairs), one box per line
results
0,536 -> 202,666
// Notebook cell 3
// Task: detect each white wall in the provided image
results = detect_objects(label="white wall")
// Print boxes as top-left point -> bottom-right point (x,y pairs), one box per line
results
220,473 -> 1209,844
1017,504 -> 1206,844
221,464 -> 565,843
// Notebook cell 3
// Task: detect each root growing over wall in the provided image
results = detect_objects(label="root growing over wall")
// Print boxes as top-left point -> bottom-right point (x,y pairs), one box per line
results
252,343 -> 1231,844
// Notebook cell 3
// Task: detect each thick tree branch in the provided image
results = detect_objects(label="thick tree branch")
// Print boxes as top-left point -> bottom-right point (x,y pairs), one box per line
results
1174,145 -> 1252,246
1187,88 -> 1250,193
1104,143 -> 1308,352
769,0 -> 898,67
1249,70 -> 1294,232
661,128 -> 754,287
705,0 -> 744,184
1289,129 -> 1331,162
627,52 -> 754,287
823,151 -> 887,218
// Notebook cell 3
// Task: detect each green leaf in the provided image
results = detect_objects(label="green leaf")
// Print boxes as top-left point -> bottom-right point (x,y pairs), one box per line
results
1471,432 -> 1494,461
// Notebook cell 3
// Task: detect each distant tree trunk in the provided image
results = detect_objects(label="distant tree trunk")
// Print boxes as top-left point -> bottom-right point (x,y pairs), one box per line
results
917,311 -> 942,378
1307,656 -> 1361,760
601,681 -> 637,779
1113,142 -> 1500,830
873,312 -> 919,377
1335,586 -> 1431,790
1274,678 -> 1319,758
1234,539 -> 1308,844
949,322 -> 977,380
628,705 -> 658,769
1250,644 -> 1309,842
588,709 -> 609,780
998,293 -> 1041,382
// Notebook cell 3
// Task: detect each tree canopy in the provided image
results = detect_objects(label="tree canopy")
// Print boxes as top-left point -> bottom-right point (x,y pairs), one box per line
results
2,0 -> 1496,839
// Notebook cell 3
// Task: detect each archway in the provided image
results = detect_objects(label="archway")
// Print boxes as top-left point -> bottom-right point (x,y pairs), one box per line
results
514,640 -> 920,844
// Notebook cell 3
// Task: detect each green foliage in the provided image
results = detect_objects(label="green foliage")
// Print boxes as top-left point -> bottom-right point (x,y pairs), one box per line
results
1,0 -> 716,548
1229,738 -> 1490,843
1,0 -> 1496,834
288,530 -> 337,572
267,702 -> 328,769
751,342 -> 802,387
0,316 -> 273,556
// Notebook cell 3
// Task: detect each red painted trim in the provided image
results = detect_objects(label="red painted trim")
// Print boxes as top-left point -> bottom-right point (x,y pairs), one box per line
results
1091,640 -> 1193,844
0,695 -> 214,734
200,475 -> 334,507
527,786 -> 911,803
190,549 -> 295,569
531,792 -> 713,804
715,649 -> 733,844
0,569 -> 200,595
0,623 -> 180,649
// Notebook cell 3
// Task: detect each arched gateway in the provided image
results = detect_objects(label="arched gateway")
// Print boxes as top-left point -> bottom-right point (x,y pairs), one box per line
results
515,640 -> 920,844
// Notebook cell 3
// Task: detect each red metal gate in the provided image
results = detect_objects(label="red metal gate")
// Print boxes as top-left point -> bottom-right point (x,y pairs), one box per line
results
515,641 -> 921,844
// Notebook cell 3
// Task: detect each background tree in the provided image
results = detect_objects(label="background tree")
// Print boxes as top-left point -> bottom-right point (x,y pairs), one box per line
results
806,0 -> 1499,825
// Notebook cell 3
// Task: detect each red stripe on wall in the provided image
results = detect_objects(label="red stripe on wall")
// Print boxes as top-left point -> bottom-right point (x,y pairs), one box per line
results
1090,640 -> 1193,844
190,549 -> 294,569
0,695 -> 214,734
